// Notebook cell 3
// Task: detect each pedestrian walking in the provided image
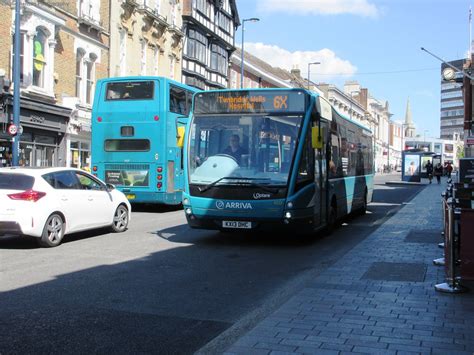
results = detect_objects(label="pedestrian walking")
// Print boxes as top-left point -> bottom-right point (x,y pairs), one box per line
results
425,160 -> 433,184
446,162 -> 453,179
434,162 -> 443,184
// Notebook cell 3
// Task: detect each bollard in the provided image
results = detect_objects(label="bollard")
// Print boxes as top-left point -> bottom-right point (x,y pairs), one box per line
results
434,194 -> 449,266
435,199 -> 468,293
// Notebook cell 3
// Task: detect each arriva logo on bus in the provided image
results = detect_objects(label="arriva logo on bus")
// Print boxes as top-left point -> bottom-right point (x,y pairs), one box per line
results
216,201 -> 253,210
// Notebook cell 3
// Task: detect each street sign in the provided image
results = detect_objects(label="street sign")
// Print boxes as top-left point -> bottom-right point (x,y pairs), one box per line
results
7,123 -> 18,136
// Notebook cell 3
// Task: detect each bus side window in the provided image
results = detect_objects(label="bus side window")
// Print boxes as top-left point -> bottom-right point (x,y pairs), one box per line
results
170,85 -> 191,115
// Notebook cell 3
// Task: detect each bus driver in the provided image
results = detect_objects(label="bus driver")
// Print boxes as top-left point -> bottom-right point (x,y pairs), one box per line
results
223,134 -> 248,165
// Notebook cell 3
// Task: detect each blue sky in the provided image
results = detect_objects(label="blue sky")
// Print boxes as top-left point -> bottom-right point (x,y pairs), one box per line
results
235,0 -> 472,138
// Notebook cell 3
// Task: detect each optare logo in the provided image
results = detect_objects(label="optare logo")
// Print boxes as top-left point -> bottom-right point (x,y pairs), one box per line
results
215,200 -> 253,210
253,192 -> 271,199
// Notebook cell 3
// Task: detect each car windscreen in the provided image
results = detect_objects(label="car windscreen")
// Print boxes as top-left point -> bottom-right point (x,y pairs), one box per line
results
0,173 -> 35,190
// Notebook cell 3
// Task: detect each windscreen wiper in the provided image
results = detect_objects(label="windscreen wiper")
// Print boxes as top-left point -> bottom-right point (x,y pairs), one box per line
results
198,177 -> 277,193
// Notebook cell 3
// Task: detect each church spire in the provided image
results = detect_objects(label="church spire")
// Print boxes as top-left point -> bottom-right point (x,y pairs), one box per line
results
404,97 -> 415,138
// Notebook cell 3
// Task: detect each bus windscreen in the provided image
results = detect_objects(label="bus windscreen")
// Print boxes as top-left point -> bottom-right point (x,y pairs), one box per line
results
193,90 -> 307,115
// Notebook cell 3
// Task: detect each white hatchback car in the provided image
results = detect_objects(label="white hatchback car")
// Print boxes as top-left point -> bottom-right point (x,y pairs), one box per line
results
0,167 -> 131,247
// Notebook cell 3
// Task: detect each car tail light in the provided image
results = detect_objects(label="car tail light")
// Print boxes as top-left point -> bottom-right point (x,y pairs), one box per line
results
157,167 -> 163,173
157,182 -> 162,189
8,189 -> 46,202
93,166 -> 98,172
157,175 -> 162,180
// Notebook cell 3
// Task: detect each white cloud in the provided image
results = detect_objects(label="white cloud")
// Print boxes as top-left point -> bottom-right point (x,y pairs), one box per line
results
257,0 -> 380,17
244,42 -> 357,81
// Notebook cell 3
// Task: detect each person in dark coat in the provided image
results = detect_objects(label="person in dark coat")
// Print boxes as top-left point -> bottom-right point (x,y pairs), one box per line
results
425,160 -> 433,184
434,162 -> 443,184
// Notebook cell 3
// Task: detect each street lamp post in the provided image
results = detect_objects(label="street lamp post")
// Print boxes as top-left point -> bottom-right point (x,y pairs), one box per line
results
12,0 -> 21,166
240,17 -> 259,89
307,62 -> 320,90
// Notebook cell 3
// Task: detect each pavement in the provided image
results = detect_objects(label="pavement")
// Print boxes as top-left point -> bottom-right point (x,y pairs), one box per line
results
224,177 -> 474,355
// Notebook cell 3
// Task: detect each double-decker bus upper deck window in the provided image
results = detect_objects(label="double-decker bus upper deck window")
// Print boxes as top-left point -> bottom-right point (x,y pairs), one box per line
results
105,81 -> 154,101
104,139 -> 150,152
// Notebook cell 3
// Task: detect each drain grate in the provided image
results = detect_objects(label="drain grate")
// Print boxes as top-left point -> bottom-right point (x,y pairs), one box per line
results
405,230 -> 441,244
361,262 -> 427,282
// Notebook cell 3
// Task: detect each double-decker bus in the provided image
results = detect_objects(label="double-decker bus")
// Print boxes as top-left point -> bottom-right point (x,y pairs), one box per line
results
91,76 -> 198,205
182,88 -> 374,233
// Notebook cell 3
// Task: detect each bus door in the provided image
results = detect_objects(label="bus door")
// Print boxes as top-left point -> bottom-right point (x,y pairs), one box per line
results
311,116 -> 329,228
169,84 -> 193,192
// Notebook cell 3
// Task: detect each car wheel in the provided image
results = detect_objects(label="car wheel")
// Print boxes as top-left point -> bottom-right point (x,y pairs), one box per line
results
110,204 -> 129,233
38,213 -> 65,248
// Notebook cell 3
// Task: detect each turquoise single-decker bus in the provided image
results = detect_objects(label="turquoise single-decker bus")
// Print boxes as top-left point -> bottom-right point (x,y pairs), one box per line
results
91,76 -> 198,205
182,88 -> 374,233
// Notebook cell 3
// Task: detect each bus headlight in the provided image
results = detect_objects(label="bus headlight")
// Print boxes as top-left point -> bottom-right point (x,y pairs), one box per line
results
285,211 -> 292,219
183,198 -> 189,205
287,202 -> 293,208
185,208 -> 192,215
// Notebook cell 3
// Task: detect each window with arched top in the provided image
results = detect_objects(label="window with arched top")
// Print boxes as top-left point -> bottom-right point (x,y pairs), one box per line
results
76,49 -> 85,98
86,53 -> 97,104
32,28 -> 47,88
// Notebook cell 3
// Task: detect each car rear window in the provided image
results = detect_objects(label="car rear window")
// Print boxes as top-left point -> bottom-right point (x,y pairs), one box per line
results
0,173 -> 35,190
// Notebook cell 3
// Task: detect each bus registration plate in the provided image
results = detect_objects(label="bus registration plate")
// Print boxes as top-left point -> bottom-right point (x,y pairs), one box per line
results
222,221 -> 252,229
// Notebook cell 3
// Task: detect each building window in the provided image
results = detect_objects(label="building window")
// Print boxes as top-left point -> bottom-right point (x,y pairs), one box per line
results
154,47 -> 159,75
186,29 -> 207,64
216,11 -> 231,33
170,56 -> 175,79
119,29 -> 127,76
194,0 -> 210,17
32,28 -> 47,88
76,49 -> 96,105
154,0 -> 161,14
79,0 -> 100,24
141,40 -> 147,75
210,44 -> 227,75
75,49 -> 85,98
86,60 -> 94,104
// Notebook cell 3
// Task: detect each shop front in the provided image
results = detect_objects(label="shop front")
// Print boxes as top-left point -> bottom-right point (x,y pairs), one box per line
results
0,95 -> 70,167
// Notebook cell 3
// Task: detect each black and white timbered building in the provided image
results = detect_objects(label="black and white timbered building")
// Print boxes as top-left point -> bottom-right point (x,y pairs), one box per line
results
182,0 -> 240,90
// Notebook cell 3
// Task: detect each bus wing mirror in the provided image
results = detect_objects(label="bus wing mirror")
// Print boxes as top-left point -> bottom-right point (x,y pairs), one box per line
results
312,126 -> 323,149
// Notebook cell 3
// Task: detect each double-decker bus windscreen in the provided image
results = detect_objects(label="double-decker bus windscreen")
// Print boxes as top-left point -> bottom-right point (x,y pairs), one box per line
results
188,114 -> 303,186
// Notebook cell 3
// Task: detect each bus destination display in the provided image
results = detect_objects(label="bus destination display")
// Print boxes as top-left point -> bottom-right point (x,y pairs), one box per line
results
194,90 -> 307,114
